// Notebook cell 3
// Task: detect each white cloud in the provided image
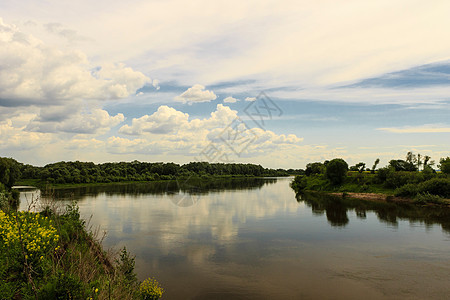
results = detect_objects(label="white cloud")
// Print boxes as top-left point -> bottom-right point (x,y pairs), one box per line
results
0,114 -> 52,150
115,104 -> 302,159
27,108 -> 124,134
119,105 -> 189,135
245,97 -> 256,102
223,96 -> 238,103
0,18 -> 150,107
377,124 -> 450,133
174,84 -> 217,104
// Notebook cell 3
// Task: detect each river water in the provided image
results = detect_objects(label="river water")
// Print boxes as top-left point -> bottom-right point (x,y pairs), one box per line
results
18,177 -> 450,299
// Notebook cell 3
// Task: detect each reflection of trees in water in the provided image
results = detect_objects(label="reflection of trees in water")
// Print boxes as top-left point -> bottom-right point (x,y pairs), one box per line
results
41,177 -> 278,201
297,191 -> 450,233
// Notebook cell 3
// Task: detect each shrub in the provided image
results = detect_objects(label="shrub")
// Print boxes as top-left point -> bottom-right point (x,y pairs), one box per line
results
291,176 -> 307,191
414,193 -> 446,205
38,272 -> 85,299
376,166 -> 392,183
325,159 -> 348,185
417,178 -> 450,198
385,171 -> 424,189
394,183 -> 418,197
116,247 -> 138,286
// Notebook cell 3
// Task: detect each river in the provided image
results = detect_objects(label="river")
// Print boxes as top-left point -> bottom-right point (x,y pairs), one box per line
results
18,177 -> 450,299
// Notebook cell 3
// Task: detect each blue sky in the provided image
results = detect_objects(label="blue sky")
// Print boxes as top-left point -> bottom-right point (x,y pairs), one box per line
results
0,0 -> 449,168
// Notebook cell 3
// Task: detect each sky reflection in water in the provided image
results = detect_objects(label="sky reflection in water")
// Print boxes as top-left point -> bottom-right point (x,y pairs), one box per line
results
19,178 -> 450,299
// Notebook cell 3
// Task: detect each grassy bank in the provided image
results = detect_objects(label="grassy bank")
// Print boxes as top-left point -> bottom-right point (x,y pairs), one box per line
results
0,199 -> 164,299
291,171 -> 450,206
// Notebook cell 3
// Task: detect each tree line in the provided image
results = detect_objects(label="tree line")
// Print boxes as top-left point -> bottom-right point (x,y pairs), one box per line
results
292,153 -> 450,205
0,158 -> 304,187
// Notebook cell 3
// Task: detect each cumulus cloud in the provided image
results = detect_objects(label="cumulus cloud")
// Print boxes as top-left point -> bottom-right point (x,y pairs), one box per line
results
115,104 -> 302,159
27,108 -> 124,134
0,18 -> 150,107
174,84 -> 217,104
223,96 -> 238,103
119,106 -> 189,135
245,97 -> 256,102
0,115 -> 52,150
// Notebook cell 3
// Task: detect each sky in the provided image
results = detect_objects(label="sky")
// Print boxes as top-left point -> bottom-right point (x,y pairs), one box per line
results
1,0 -> 449,169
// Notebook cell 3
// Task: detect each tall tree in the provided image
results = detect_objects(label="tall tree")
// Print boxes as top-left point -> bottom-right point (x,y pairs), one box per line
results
371,158 -> 380,174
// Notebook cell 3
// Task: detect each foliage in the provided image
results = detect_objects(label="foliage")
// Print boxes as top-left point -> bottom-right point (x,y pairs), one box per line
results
349,162 -> 365,173
384,171 -> 424,189
371,158 -> 380,174
139,277 -> 164,300
305,162 -> 325,176
417,178 -> 450,198
0,157 -> 21,188
389,159 -> 417,172
439,157 -> 450,174
292,152 -> 450,207
0,198 -> 149,299
290,175 -> 308,191
414,193 -> 446,205
11,158 -> 290,186
117,247 -> 138,286
325,159 -> 348,185
394,183 -> 418,197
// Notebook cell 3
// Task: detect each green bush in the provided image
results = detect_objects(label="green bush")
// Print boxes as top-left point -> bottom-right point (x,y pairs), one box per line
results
291,176 -> 307,191
376,166 -> 392,183
38,272 -> 86,299
414,193 -> 446,205
325,159 -> 348,185
385,171 -> 424,189
417,178 -> 450,198
394,183 -> 418,197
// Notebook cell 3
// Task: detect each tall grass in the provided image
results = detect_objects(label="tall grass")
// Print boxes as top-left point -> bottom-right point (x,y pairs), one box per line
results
0,192 -> 164,299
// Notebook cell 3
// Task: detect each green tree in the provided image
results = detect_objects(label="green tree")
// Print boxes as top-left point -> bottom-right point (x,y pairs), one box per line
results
423,155 -> 435,168
349,162 -> 365,173
371,158 -> 380,174
438,157 -> 450,174
389,159 -> 417,171
0,157 -> 21,188
305,162 -> 325,176
325,158 -> 348,185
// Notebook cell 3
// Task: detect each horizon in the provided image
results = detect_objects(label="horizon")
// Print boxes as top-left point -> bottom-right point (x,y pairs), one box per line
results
1,1 -> 449,169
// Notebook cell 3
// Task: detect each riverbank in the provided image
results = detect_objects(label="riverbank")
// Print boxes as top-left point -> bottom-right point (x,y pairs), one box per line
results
328,191 -> 450,206
16,174 -> 286,190
0,200 -> 163,299
291,169 -> 450,207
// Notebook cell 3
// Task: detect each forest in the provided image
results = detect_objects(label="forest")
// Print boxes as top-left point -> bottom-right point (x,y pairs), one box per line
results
1,157 -> 303,188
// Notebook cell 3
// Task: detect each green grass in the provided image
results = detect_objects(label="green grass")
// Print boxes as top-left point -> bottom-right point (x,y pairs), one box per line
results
0,200 -> 163,299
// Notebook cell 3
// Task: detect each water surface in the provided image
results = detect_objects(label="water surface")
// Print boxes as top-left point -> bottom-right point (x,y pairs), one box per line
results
19,178 -> 450,299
